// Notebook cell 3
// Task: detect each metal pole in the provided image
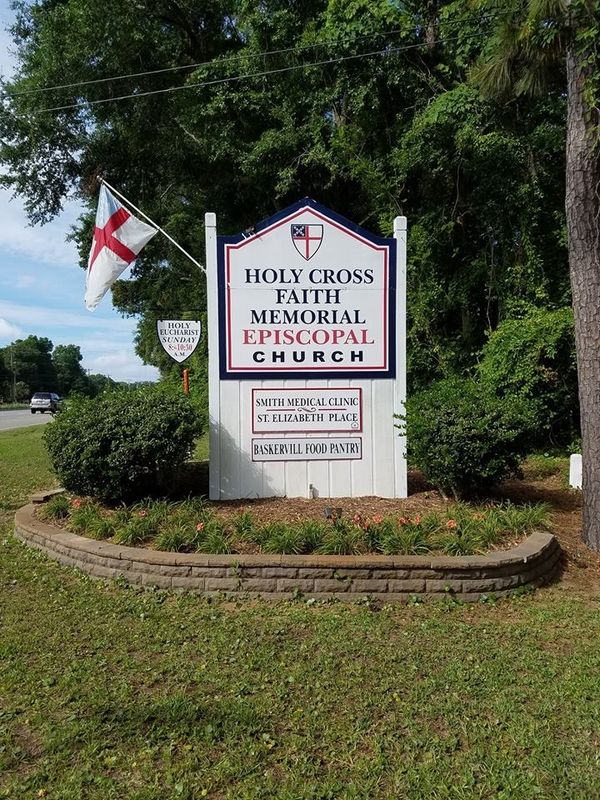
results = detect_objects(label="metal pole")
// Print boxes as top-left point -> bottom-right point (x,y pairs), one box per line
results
10,348 -> 16,403
99,178 -> 206,275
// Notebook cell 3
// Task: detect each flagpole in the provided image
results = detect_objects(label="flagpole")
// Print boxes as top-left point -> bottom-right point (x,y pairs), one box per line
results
99,177 -> 206,275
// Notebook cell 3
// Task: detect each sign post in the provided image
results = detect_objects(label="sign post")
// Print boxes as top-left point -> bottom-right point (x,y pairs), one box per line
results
206,199 -> 407,500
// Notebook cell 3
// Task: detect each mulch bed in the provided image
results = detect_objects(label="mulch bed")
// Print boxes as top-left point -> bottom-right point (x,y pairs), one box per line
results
37,469 -> 600,588
207,472 -> 446,525
205,471 -> 600,588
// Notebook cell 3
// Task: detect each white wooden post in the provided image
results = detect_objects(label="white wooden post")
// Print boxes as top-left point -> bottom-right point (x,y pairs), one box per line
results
205,212 -> 220,500
394,215 -> 408,498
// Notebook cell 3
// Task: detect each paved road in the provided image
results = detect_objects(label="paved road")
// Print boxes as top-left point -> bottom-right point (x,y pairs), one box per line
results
0,409 -> 54,432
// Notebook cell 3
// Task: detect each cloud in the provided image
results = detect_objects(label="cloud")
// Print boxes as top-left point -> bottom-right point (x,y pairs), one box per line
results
0,299 -> 137,331
0,187 -> 83,268
84,349 -> 159,382
0,316 -> 23,340
15,274 -> 35,289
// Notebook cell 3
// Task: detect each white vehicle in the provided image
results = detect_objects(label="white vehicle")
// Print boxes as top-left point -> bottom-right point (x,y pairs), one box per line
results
30,392 -> 60,414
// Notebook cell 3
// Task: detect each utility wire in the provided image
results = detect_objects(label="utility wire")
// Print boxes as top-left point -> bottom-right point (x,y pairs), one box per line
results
7,27 -> 411,96
7,13 -> 502,100
28,31 -> 491,114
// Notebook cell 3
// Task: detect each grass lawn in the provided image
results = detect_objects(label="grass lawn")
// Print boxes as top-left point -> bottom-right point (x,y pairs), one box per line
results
1,429 -> 600,799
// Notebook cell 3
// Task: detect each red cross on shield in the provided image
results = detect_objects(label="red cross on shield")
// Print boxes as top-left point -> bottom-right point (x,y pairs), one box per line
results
291,224 -> 323,260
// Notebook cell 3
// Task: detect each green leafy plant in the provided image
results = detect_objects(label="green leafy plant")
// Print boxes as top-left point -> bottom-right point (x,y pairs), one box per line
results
86,516 -> 117,541
39,494 -> 70,521
317,519 -> 366,555
112,515 -> 158,546
44,386 -> 202,502
379,523 -> 433,556
68,502 -> 104,534
262,523 -> 306,555
403,377 -> 535,497
298,520 -> 327,552
233,511 -> 256,542
195,520 -> 233,554
479,308 -> 578,446
154,523 -> 196,552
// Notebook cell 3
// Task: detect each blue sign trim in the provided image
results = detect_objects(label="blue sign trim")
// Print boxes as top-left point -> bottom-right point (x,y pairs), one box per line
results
217,198 -> 397,381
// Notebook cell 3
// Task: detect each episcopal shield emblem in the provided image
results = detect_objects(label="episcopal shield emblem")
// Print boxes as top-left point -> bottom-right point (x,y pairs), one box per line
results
291,223 -> 323,260
156,319 -> 202,363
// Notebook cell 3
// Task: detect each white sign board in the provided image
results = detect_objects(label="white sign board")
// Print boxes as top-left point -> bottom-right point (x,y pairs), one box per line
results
252,387 -> 362,433
252,437 -> 362,462
218,206 -> 395,379
206,199 -> 407,500
156,320 -> 201,363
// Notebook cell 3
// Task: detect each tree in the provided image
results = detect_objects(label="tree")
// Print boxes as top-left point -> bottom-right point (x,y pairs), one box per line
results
0,356 -> 12,403
1,336 -> 57,395
87,373 -> 117,396
0,0 -> 569,388
473,0 -> 600,548
52,343 -> 89,396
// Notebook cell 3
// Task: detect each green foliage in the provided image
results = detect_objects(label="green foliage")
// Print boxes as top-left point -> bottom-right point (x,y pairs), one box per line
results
40,485 -> 550,559
52,344 -> 89,397
112,516 -> 157,546
38,493 -> 70,521
85,515 -> 117,541
405,378 -> 535,496
479,308 -> 578,444
262,524 -> 307,555
379,523 -> 433,556
68,502 -> 104,534
194,521 -> 233,555
317,519 -> 367,555
44,387 -> 202,502
0,0 -> 572,399
233,511 -> 256,542
153,522 -> 197,553
0,336 -> 57,400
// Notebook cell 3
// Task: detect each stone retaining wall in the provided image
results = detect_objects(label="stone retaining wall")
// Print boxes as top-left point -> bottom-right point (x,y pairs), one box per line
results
14,502 -> 562,602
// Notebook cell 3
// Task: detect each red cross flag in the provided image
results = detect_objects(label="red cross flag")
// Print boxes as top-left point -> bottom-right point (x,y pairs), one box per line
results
85,184 -> 158,310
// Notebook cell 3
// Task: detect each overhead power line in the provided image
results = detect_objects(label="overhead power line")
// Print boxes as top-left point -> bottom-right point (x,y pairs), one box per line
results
7,27 -> 412,96
6,13 -> 502,101
24,30 -> 492,115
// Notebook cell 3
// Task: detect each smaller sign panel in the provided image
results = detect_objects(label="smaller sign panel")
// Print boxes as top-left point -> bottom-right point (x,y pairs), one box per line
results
252,437 -> 362,462
252,387 -> 362,433
156,320 -> 201,363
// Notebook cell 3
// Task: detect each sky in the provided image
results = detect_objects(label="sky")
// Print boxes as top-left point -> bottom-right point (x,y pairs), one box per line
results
0,1 -> 159,382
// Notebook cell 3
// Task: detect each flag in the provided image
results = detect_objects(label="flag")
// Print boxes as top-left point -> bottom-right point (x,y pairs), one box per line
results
85,184 -> 157,311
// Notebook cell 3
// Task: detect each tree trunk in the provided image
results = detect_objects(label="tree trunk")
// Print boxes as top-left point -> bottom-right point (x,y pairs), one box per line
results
565,49 -> 600,549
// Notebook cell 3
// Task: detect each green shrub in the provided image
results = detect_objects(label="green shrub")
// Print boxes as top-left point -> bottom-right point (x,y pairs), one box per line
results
68,502 -> 104,533
113,514 -> 158,546
479,308 -> 578,445
262,523 -> 306,555
317,519 -> 366,555
404,377 -> 535,497
379,523 -> 433,556
154,523 -> 196,552
44,386 -> 202,502
39,494 -> 70,521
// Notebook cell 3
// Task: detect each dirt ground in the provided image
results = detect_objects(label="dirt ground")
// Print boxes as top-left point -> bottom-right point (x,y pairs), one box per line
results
491,473 -> 600,591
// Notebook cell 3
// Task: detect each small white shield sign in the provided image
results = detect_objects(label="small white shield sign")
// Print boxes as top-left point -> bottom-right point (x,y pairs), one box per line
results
156,319 -> 202,363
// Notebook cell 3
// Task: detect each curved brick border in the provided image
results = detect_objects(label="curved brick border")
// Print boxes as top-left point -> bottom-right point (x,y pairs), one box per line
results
14,498 -> 562,602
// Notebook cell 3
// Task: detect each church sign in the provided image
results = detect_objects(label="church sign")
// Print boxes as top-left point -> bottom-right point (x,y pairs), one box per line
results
217,203 -> 395,379
205,199 -> 407,500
